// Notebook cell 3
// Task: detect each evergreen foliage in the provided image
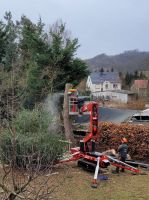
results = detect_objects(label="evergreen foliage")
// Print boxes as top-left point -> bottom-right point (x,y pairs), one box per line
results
125,72 -> 132,87
124,70 -> 147,89
111,68 -> 114,72
0,12 -> 88,111
0,21 -> 7,63
0,109 -> 66,167
3,12 -> 18,71
100,67 -> 104,73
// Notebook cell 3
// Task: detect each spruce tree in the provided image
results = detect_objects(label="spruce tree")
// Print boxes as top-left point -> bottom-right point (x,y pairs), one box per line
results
3,12 -> 18,71
0,21 -> 7,63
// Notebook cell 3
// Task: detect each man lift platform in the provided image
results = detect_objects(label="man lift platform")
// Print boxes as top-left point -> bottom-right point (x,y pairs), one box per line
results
59,89 -> 149,188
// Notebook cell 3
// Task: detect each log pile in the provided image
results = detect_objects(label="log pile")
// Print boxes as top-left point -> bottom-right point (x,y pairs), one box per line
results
98,122 -> 149,161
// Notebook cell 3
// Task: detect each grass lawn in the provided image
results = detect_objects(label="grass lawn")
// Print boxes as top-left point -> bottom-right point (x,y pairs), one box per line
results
0,161 -> 148,199
51,162 -> 149,200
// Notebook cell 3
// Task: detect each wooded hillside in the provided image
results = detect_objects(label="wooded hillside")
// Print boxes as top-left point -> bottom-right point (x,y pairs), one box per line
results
86,50 -> 149,73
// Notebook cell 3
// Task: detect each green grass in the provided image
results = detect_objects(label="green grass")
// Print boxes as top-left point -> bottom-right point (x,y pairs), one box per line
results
52,163 -> 149,200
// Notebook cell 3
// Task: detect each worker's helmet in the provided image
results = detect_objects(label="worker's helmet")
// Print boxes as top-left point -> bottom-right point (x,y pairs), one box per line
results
68,89 -> 78,96
68,89 -> 77,93
121,137 -> 128,143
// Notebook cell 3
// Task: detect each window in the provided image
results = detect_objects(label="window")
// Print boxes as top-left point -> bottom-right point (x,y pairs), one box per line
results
132,116 -> 149,121
105,84 -> 108,89
113,84 -> 117,89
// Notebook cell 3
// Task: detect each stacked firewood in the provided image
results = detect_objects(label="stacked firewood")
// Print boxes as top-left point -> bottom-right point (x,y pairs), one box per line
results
98,122 -> 149,161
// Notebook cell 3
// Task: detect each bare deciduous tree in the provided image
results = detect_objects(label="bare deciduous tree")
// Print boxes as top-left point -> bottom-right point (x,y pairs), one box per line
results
0,123 -> 65,200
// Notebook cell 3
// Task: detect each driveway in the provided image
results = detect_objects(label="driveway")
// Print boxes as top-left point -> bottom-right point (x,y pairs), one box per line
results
74,107 -> 137,124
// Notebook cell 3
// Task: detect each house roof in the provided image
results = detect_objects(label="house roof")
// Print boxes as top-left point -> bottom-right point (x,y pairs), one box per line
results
134,80 -> 149,89
90,72 -> 120,84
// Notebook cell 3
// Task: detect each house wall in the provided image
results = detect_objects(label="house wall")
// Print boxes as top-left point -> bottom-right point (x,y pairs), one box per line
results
138,88 -> 148,96
102,81 -> 121,91
131,80 -> 149,98
86,76 -> 93,91
86,76 -> 121,93
128,94 -> 136,102
110,92 -> 128,103
92,91 -> 128,103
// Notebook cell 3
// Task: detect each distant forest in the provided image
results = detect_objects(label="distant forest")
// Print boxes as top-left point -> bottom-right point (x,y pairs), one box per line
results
85,50 -> 149,73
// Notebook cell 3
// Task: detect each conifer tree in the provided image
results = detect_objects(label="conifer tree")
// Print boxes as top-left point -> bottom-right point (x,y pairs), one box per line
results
3,12 -> 18,71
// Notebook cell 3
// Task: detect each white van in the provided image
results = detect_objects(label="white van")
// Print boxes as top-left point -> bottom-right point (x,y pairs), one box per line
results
129,109 -> 149,124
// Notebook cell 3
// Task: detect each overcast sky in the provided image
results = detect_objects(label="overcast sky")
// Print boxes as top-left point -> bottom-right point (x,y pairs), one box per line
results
0,0 -> 149,59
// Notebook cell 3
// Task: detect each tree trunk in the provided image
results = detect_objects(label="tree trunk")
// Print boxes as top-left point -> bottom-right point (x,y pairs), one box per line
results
63,83 -> 74,142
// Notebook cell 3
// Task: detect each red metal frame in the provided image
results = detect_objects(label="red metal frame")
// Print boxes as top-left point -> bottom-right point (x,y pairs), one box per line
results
59,148 -> 141,174
111,162 -> 140,173
81,102 -> 99,143
59,100 -> 141,174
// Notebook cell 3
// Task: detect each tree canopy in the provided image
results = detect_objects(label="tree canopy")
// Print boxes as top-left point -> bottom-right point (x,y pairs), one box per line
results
0,12 -> 88,111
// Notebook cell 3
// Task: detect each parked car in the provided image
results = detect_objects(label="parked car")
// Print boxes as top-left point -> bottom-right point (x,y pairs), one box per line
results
128,109 -> 149,124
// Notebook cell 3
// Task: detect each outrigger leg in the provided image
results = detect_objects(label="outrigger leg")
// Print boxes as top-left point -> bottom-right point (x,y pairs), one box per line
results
91,157 -> 100,188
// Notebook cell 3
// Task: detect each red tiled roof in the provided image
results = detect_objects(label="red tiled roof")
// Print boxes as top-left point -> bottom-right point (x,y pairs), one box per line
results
134,80 -> 149,89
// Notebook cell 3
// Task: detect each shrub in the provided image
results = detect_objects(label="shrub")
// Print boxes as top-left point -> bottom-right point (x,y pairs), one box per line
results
98,122 -> 149,161
0,108 -> 66,168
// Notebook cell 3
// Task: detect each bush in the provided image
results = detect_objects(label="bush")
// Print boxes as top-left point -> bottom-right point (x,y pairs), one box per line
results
98,122 -> 149,161
0,108 -> 66,168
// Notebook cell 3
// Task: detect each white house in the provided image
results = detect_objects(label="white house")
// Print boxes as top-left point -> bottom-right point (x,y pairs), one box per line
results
86,72 -> 136,103
86,72 -> 121,94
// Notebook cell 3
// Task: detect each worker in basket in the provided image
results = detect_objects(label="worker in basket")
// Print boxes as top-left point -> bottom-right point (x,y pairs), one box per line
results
77,98 -> 85,115
114,137 -> 128,173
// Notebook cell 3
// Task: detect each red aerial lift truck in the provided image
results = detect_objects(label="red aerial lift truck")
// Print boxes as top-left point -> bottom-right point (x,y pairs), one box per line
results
59,89 -> 148,187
